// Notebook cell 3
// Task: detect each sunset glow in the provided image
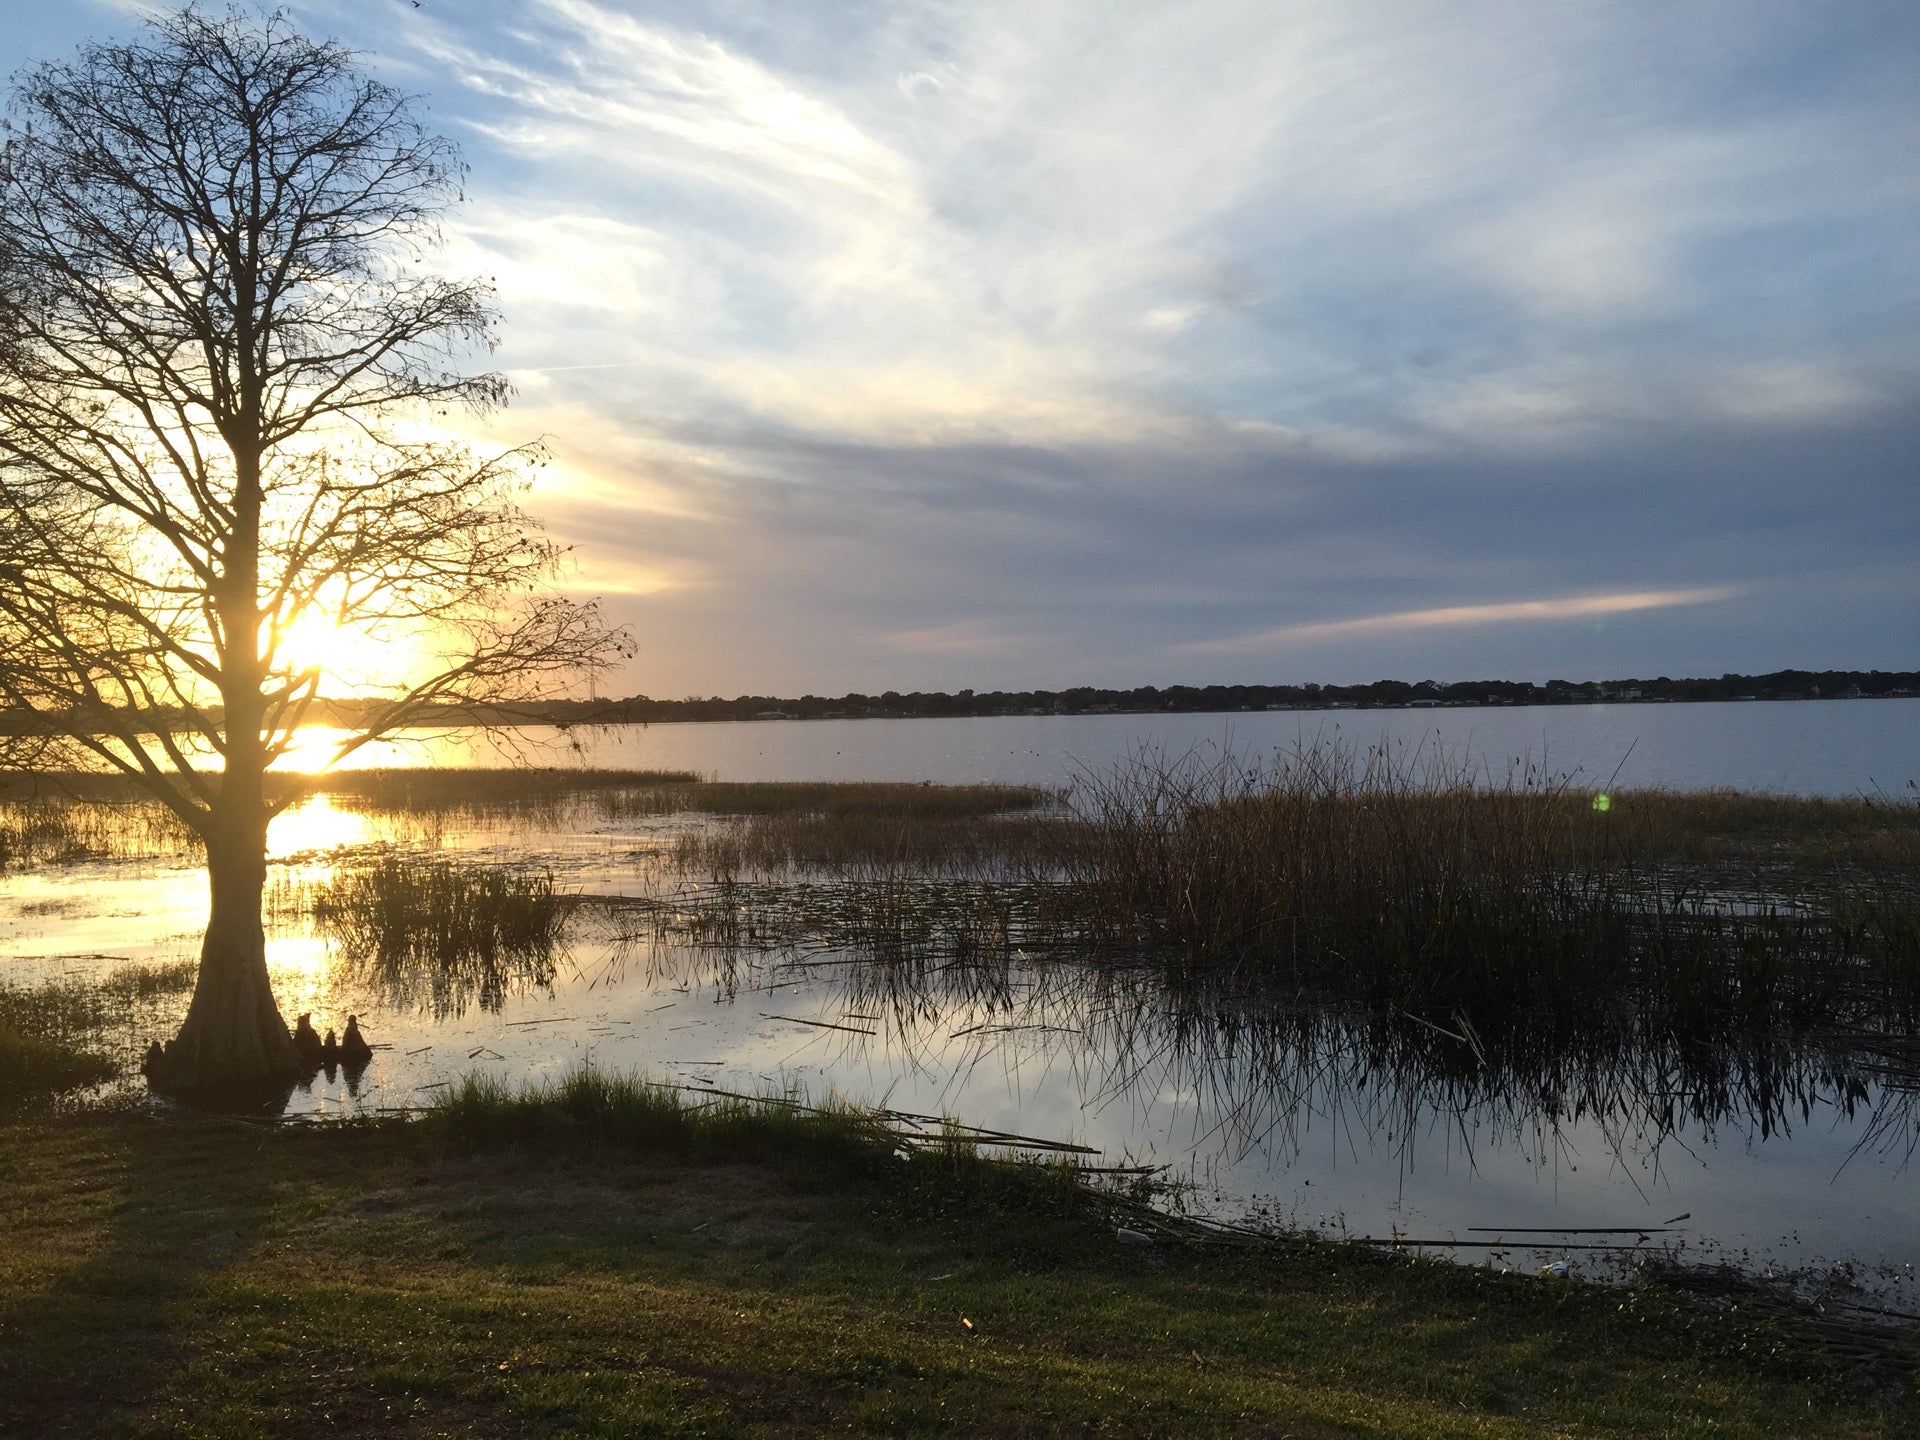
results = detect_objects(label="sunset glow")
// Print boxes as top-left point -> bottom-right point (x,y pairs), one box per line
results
277,607 -> 425,698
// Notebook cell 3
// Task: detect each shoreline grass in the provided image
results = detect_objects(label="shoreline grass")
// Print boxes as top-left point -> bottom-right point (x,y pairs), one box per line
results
0,961 -> 197,1107
1,1098 -> 1912,1437
0,1027 -> 116,1109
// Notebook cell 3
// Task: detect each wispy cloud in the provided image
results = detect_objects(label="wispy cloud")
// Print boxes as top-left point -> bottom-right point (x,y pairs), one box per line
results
1181,588 -> 1745,656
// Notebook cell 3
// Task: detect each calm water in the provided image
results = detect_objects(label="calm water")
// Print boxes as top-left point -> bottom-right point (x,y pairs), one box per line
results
301,698 -> 1920,798
7,700 -> 1918,1306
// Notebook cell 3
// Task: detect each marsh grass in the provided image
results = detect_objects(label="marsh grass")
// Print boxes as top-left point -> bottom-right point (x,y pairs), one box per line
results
668,809 -> 1074,878
619,875 -> 1087,973
428,1066 -> 909,1174
1062,745 -> 1920,1026
4,770 -> 1062,873
0,795 -> 200,868
311,853 -> 566,1018
305,772 -> 1055,835
619,778 -> 1056,820
0,960 -> 196,1104
612,745 -> 1920,1109
0,1025 -> 116,1106
299,766 -> 700,825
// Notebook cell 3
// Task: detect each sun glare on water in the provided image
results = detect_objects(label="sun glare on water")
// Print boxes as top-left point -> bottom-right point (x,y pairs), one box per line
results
268,794 -> 372,857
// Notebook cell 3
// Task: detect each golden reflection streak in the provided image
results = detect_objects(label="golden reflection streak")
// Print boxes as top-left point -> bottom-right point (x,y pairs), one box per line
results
267,794 -> 372,858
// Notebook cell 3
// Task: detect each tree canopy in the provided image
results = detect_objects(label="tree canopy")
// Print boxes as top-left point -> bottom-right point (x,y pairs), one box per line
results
0,6 -> 629,1096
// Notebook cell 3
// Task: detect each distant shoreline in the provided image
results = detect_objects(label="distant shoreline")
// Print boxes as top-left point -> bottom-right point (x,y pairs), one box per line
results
6,668 -> 1915,737
331,666 -> 1920,728
539,689 -> 1920,727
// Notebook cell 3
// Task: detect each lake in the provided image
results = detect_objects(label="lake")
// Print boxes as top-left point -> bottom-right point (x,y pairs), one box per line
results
293,697 -> 1920,798
5,699 -> 1917,1313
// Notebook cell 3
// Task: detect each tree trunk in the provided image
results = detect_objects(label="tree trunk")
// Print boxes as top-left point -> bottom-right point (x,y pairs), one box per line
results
154,807 -> 300,1103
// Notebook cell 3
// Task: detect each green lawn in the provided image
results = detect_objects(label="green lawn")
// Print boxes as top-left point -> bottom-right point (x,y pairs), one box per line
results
0,1113 -> 1912,1438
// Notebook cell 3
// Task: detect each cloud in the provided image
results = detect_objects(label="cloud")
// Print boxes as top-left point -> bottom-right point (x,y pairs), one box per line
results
881,621 -> 1016,658
15,0 -> 1916,693
1180,588 -> 1746,657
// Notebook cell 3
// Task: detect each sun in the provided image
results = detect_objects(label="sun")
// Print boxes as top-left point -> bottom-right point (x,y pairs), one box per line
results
278,607 -> 425,696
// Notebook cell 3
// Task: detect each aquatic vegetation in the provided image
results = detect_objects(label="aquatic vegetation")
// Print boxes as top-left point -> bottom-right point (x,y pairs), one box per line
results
667,809 -> 1072,877
300,766 -> 702,822
612,875 -> 1085,971
1059,744 -> 1919,1023
0,960 -> 196,1103
0,1025 -> 116,1107
312,853 -> 565,1018
0,791 -> 200,869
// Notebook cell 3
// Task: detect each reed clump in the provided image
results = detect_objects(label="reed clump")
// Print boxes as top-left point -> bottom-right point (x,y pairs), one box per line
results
1063,743 -> 1919,1033
312,854 -> 566,1018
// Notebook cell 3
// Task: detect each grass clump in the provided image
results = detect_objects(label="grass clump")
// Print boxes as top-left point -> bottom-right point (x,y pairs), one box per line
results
428,1066 -> 902,1174
0,961 -> 196,1103
312,854 -> 564,1018
0,1026 -> 115,1108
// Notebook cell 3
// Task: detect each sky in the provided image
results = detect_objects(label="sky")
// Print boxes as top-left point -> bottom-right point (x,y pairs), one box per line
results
5,1 -> 1918,697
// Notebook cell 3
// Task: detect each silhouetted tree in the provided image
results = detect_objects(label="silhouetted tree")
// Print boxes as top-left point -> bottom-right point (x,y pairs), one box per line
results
0,9 -> 627,1098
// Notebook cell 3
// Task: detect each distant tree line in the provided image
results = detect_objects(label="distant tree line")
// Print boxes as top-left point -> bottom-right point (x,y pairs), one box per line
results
314,667 -> 1919,728
7,668 -> 1916,738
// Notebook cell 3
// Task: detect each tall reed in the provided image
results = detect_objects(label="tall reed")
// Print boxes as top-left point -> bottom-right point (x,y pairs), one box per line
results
1061,742 -> 1918,1037
312,855 -> 565,1018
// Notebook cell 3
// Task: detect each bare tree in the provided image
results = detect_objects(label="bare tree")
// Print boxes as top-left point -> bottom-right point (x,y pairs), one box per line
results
0,8 -> 629,1097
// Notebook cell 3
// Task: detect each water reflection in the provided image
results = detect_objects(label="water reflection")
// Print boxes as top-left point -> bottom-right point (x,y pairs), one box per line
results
7,776 -> 1916,1301
313,855 -> 563,1020
268,795 -> 372,857
232,702 -> 1920,797
637,936 -> 1919,1187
